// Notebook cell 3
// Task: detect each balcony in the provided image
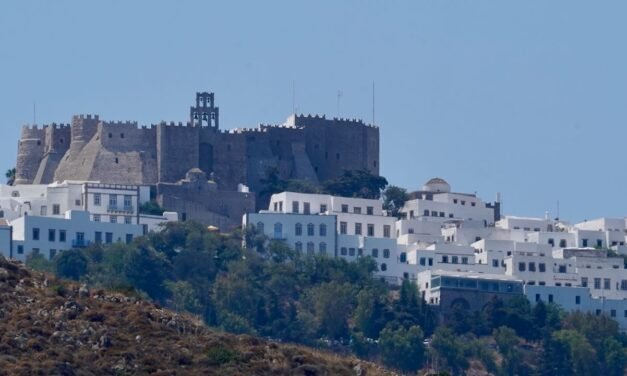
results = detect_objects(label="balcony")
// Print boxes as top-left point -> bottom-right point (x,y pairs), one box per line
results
107,205 -> 134,214
72,239 -> 92,248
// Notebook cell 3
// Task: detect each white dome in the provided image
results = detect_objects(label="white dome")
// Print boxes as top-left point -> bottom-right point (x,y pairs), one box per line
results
422,177 -> 451,193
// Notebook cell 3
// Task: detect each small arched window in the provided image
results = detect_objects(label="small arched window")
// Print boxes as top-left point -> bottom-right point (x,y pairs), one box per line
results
319,242 -> 327,254
273,223 -> 283,239
307,223 -> 315,236
371,248 -> 379,258
295,223 -> 303,236
381,263 -> 387,272
256,222 -> 264,233
319,224 -> 327,236
383,249 -> 390,259
306,242 -> 315,255
295,241 -> 303,252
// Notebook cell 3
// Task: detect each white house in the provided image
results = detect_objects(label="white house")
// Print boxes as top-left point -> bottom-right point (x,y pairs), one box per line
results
7,210 -> 144,262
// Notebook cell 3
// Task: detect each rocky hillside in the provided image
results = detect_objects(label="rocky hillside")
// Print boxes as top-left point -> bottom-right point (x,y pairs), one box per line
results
0,256 -> 396,376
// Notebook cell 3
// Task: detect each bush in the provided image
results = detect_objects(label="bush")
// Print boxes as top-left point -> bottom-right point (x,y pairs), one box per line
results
54,249 -> 88,281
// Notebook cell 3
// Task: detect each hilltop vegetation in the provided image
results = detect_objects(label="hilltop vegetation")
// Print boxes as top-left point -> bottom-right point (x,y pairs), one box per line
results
0,255 -> 395,375
27,221 -> 627,375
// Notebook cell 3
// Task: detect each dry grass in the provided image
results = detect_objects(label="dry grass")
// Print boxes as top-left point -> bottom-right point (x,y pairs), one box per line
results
0,256 -> 396,376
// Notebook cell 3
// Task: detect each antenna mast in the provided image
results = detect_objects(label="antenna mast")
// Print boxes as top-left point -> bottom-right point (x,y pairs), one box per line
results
33,103 -> 37,125
292,81 -> 296,114
372,81 -> 375,126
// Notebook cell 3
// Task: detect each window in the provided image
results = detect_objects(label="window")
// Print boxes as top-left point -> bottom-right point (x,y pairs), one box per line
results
32,228 -> 40,241
548,238 -> 554,246
492,260 -> 499,267
582,239 -> 588,247
529,262 -> 536,272
428,258 -> 433,266
124,216 -> 132,224
548,294 -> 553,303
372,248 -> 379,258
59,230 -> 66,242
341,204 -> 348,213
471,202 -> 476,207
93,214 -> 101,222
559,239 -> 567,248
423,210 -> 429,216
49,249 -> 56,259
0,210 -> 3,218
431,211 -> 437,217
48,229 -> 55,242
409,210 -> 414,218
366,206 -> 373,215
105,232 -> 113,244
306,242 -> 314,254
40,206 -> 47,216
349,248 -> 356,256
419,257 -> 426,266
461,257 -> 468,265
439,212 -> 445,217
355,223 -> 362,235
274,223 -> 283,239
94,193 -> 101,206
340,247 -> 347,256
110,215 -> 117,224
597,239 -> 603,248
109,194 -> 117,208
367,224 -> 374,237
303,202 -> 310,214
383,225 -> 391,238
453,199 -> 458,204
621,280 -> 627,290
461,200 -> 466,205
400,252 -> 407,263
535,294 -> 541,302
124,195 -> 132,210
442,255 -> 449,263
256,222 -> 264,233
295,242 -> 303,252
452,256 -> 459,264
319,224 -> 327,237
292,201 -> 299,213
17,245 -> 23,255
611,309 -> 616,318
319,242 -> 327,254
594,278 -> 601,289
295,223 -> 302,236
32,248 -> 39,256
575,296 -> 580,305
353,207 -> 362,214
75,199 -> 81,206
518,262 -> 526,272
380,263 -> 387,272
604,278 -> 611,290
383,249 -> 390,258
320,204 -> 327,213
340,222 -> 347,234
95,232 -> 102,243
307,223 -> 315,236
539,263 -> 546,273
558,265 -> 566,273
358,248 -> 364,257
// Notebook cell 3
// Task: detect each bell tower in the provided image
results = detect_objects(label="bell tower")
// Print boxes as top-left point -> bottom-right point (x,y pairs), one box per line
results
190,92 -> 219,128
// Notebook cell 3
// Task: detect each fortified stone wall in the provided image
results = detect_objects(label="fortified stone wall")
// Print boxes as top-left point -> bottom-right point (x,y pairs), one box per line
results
15,92 -> 380,192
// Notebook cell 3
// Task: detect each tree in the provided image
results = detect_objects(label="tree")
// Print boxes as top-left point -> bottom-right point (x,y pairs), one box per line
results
123,245 -> 172,301
5,167 -> 16,185
305,281 -> 355,340
139,200 -> 165,215
54,249 -> 88,280
379,324 -> 425,372
165,280 -> 203,314
322,169 -> 388,199
25,253 -> 54,273
431,327 -> 468,375
552,329 -> 598,376
493,326 -> 522,376
601,337 -> 627,376
353,289 -> 386,339
382,185 -> 408,217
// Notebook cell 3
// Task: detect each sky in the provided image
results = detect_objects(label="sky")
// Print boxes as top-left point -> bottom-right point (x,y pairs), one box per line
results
1,1 -> 626,222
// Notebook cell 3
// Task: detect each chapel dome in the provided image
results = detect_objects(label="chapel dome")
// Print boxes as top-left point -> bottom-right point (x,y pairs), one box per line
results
422,177 -> 451,193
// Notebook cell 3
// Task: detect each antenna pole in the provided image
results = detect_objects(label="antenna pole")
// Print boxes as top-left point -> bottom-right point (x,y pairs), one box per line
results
372,81 -> 375,126
556,200 -> 560,220
33,103 -> 36,125
292,81 -> 296,115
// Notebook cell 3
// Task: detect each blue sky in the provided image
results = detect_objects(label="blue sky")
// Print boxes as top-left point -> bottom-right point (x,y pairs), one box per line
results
1,1 -> 626,222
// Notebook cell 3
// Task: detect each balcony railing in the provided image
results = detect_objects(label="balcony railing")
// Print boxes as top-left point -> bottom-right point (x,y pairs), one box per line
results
107,205 -> 134,213
72,239 -> 91,248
